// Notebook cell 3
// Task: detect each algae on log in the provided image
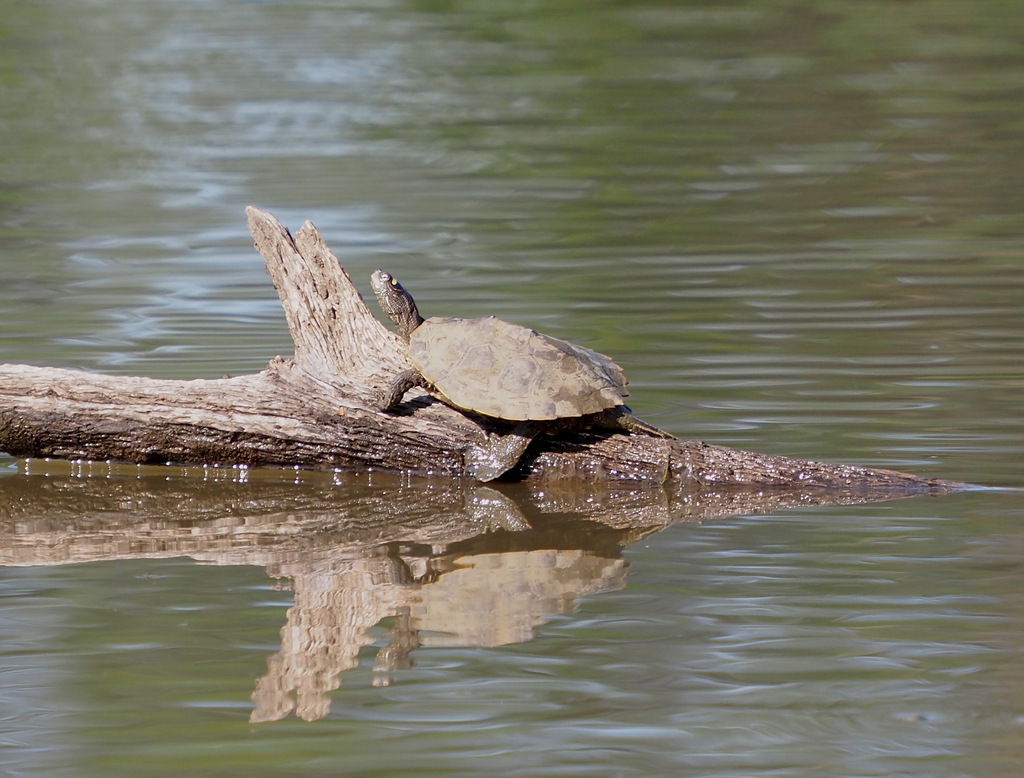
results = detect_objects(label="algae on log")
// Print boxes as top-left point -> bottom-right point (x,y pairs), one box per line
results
0,207 -> 965,494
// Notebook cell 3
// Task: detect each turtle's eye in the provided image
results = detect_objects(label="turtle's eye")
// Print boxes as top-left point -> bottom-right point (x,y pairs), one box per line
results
390,277 -> 399,286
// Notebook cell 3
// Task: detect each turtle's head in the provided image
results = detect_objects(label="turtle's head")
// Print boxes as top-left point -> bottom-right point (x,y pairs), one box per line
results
371,269 -> 424,340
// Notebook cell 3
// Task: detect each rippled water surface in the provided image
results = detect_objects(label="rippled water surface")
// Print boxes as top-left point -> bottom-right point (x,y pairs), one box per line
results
2,0 -> 1023,775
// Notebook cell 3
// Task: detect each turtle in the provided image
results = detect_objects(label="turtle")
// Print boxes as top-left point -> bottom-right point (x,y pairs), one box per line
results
370,269 -> 674,481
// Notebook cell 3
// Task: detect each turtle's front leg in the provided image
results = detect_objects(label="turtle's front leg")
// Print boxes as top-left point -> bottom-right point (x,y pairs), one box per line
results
465,423 -> 537,482
376,368 -> 429,412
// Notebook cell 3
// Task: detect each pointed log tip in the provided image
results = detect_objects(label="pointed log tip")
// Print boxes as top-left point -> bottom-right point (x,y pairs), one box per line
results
245,206 -> 295,245
294,219 -> 333,261
296,219 -> 321,239
245,204 -> 275,228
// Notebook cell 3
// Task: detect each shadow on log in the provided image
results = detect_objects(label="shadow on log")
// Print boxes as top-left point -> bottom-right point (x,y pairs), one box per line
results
0,207 -> 967,494
0,462 -> 972,721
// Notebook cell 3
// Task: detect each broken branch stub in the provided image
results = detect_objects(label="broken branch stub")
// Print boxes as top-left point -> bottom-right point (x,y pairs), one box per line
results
246,207 -> 404,383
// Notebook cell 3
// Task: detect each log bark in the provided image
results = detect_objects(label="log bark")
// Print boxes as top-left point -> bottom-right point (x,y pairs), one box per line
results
0,207 -> 966,494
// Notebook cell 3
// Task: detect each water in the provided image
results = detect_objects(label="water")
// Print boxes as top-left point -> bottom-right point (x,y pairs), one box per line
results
2,0 -> 1023,775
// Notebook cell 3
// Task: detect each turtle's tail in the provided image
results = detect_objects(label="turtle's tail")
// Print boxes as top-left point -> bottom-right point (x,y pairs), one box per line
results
608,407 -> 676,439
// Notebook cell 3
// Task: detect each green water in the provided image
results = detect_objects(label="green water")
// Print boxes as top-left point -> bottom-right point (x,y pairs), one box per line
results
2,1 -> 1023,775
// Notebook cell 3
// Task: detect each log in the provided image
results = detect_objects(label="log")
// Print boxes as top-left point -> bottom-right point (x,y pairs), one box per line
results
0,207 -> 967,494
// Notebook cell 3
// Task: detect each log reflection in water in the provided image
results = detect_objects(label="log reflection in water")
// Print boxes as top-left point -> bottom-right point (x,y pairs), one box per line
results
0,461 -> 954,721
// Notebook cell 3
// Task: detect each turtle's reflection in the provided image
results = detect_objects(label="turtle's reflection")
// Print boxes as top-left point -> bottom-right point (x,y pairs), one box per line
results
250,528 -> 632,722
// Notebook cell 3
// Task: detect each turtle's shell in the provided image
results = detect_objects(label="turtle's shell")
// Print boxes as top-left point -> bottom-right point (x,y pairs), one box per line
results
409,316 -> 629,421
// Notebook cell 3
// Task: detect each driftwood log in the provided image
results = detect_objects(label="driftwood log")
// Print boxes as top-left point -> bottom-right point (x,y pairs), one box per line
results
0,207 -> 965,493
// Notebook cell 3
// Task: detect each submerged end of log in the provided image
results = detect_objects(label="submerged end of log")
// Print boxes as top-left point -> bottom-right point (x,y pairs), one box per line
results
521,431 -> 967,493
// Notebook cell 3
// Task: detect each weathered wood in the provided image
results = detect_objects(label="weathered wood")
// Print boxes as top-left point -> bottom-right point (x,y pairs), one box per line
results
0,207 -> 967,493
